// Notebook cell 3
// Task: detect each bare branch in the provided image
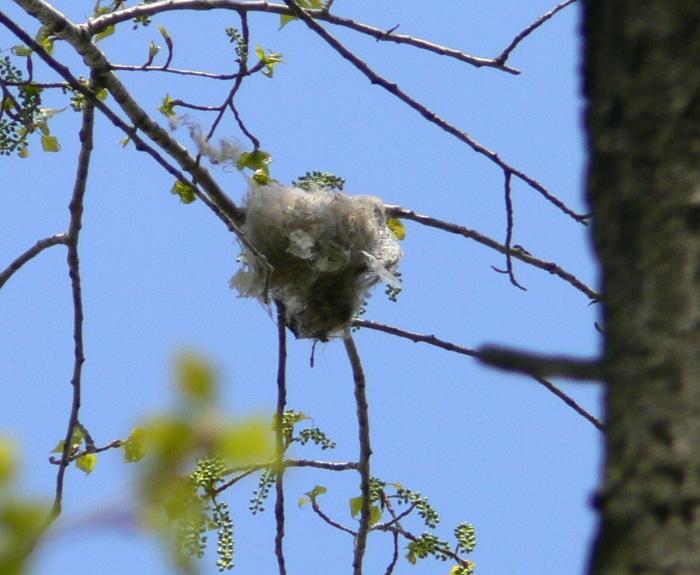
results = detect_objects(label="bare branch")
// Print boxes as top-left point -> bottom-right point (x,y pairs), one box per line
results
283,0 -> 587,223
344,335 -> 372,575
353,319 -> 604,432
385,204 -> 599,301
496,0 -> 578,64
274,303 -> 288,575
0,233 -> 66,290
85,1 -> 518,73
50,92 -> 95,521
477,345 -> 602,381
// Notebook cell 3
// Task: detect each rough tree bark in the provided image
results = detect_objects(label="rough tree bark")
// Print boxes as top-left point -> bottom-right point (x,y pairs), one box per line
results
585,2 -> 700,574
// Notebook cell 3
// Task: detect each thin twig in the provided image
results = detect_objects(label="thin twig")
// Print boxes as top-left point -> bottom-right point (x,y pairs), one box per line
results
344,335 -> 371,575
353,319 -> 604,432
51,92 -> 95,521
496,0 -> 578,64
492,171 -> 527,290
283,0 -> 587,223
385,204 -> 599,301
0,234 -> 67,290
110,64 -> 239,79
274,302 -> 288,575
534,376 -> 603,431
311,498 -> 357,536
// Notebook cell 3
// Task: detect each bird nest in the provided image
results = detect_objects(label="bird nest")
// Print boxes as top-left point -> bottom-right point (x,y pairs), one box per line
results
231,180 -> 402,340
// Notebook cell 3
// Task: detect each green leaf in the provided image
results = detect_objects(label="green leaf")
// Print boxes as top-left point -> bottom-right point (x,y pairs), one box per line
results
255,45 -> 283,78
97,87 -> 109,101
370,505 -> 382,525
171,179 -> 197,204
176,352 -> 217,402
41,134 -> 60,152
0,437 -> 17,486
76,453 -> 97,474
19,146 -> 30,158
305,485 -> 327,501
123,427 -> 147,463
11,45 -> 33,57
349,496 -> 363,518
159,93 -> 177,117
94,25 -> 115,43
279,14 -> 298,29
118,136 -> 131,147
158,24 -> 171,42
148,40 -> 161,60
236,149 -> 272,172
252,169 -> 271,185
387,217 -> 406,240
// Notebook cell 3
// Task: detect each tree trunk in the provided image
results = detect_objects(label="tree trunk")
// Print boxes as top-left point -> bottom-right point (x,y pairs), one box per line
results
584,2 -> 700,574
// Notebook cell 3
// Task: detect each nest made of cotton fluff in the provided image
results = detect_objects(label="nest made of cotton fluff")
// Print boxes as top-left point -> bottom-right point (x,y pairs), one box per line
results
231,179 -> 403,341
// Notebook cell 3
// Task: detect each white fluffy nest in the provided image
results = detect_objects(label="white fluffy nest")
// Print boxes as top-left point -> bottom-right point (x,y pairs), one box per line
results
231,181 -> 402,340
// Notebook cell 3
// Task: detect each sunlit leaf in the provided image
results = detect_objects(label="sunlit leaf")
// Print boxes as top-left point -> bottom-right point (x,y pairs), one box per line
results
123,427 -> 147,463
236,149 -> 272,172
170,179 -> 197,204
218,417 -> 273,464
40,134 -> 60,152
94,25 -> 116,43
176,352 -> 217,402
159,93 -> 177,118
387,217 -> 406,240
0,438 -> 17,485
11,45 -> 32,57
76,453 -> 98,474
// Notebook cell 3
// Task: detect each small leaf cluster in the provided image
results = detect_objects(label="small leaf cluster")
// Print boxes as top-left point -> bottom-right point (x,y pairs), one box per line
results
249,469 -> 275,514
191,456 -> 226,495
406,533 -> 452,564
455,522 -> 477,554
225,27 -> 248,62
396,486 -> 440,529
213,501 -> 234,571
0,56 -> 42,156
293,170 -> 345,192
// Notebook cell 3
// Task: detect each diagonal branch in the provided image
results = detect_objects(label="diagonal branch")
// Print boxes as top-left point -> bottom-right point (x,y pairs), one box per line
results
283,0 -> 587,223
353,319 -> 604,432
344,335 -> 372,575
385,204 -> 599,301
496,0 -> 578,65
0,233 -> 67,290
10,0 -> 244,225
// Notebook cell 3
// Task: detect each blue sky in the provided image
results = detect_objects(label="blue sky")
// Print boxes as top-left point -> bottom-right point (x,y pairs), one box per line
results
1,1 -> 602,574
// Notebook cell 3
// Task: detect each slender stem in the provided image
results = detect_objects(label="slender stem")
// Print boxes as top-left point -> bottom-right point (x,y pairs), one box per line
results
274,302 -> 288,575
51,91 -> 95,520
344,335 -> 371,575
